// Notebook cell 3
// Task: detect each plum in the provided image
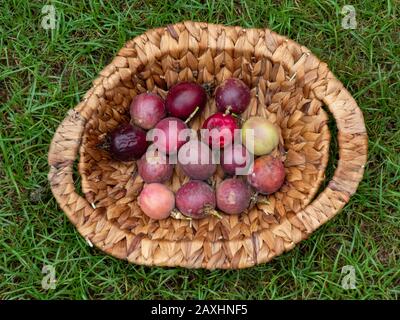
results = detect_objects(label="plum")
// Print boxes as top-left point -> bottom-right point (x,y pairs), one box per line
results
138,183 -> 175,220
215,78 -> 251,114
178,140 -> 217,180
247,155 -> 285,194
166,82 -> 207,120
109,123 -> 147,161
241,116 -> 279,156
137,150 -> 173,183
130,92 -> 166,129
175,180 -> 216,219
216,178 -> 252,214
201,112 -> 238,148
221,143 -> 253,176
153,117 -> 189,154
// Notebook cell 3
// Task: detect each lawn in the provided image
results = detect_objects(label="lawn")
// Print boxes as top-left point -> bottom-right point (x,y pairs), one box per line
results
0,0 -> 399,299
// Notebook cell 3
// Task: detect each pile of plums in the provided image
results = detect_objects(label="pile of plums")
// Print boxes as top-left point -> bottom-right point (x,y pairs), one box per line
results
106,78 -> 285,220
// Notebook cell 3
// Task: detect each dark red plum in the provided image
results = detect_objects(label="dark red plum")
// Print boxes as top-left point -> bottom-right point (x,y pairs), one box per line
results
175,180 -> 216,219
216,178 -> 252,215
130,92 -> 166,129
109,124 -> 147,161
178,140 -> 217,180
215,78 -> 250,114
166,82 -> 207,120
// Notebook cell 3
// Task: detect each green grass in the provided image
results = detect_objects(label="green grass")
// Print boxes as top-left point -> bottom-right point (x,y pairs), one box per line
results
0,0 -> 399,300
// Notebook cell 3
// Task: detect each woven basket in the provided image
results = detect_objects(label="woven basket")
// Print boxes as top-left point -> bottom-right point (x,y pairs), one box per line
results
48,21 -> 367,269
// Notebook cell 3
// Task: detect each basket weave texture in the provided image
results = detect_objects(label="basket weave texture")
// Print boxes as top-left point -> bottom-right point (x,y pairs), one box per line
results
48,21 -> 367,269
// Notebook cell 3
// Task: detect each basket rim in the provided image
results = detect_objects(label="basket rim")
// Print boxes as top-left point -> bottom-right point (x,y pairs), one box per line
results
48,21 -> 368,269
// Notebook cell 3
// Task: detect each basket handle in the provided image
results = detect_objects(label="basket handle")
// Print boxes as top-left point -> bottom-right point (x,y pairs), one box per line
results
48,108 -> 99,236
280,73 -> 368,235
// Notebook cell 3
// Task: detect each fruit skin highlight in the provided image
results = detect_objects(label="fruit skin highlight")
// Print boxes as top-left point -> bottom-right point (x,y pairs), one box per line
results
137,150 -> 173,183
201,112 -> 238,148
241,116 -> 279,156
215,78 -> 251,114
221,143 -> 252,176
247,155 -> 285,194
166,82 -> 207,120
175,180 -> 216,219
178,140 -> 217,180
216,178 -> 252,215
130,92 -> 166,129
109,123 -> 148,161
153,117 -> 189,154
138,183 -> 175,220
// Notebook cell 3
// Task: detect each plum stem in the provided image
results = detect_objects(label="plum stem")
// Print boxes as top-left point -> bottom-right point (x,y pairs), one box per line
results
185,106 -> 200,124
249,192 -> 269,209
224,106 -> 245,123
249,192 -> 258,209
205,205 -> 222,219
231,112 -> 245,123
257,196 -> 270,205
96,133 -> 111,151
224,106 -> 232,115
171,208 -> 192,221
209,178 -> 216,188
